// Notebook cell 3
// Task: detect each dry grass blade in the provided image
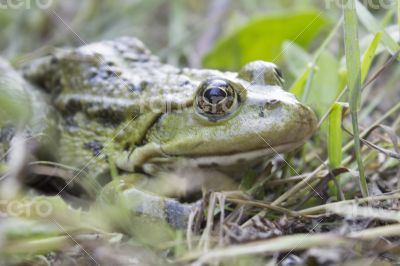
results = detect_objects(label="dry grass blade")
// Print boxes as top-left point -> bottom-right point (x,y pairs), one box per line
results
179,234 -> 349,264
298,192 -> 400,215
342,125 -> 400,160
327,204 -> 400,222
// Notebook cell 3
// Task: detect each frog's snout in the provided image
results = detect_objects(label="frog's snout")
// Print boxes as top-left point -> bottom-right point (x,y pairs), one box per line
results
258,99 -> 317,145
293,103 -> 318,140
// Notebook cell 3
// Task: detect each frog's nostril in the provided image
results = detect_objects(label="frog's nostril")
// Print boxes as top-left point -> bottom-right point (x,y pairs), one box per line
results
267,99 -> 280,105
274,67 -> 283,79
264,99 -> 280,110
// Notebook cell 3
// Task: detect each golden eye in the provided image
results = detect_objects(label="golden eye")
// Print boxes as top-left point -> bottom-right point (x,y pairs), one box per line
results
195,78 -> 240,122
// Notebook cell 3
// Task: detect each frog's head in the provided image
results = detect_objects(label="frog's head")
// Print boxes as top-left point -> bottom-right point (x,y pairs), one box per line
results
146,60 -> 317,166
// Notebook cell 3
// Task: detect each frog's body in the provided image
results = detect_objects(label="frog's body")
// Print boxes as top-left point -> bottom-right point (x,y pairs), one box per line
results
1,37 -> 317,228
23,37 -> 316,190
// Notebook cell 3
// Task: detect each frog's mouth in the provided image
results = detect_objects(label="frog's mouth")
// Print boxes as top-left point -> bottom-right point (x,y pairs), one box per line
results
180,138 -> 307,167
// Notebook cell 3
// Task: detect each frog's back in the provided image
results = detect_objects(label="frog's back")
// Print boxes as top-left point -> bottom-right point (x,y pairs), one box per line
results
23,37 -> 220,118
21,37 -> 226,185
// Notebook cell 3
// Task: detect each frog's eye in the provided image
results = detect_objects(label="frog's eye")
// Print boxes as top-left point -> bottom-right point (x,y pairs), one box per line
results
195,78 -> 240,121
203,82 -> 228,104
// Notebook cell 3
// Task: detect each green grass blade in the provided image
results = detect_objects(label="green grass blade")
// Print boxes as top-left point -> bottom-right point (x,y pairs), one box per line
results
343,0 -> 362,111
342,0 -> 368,197
355,1 -> 400,55
361,32 -> 382,83
398,0 -> 400,40
290,64 -> 313,97
381,9 -> 395,27
328,103 -> 343,169
328,102 -> 344,199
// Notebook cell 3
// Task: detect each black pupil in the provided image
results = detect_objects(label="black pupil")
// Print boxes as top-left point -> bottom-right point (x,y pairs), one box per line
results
204,87 -> 227,104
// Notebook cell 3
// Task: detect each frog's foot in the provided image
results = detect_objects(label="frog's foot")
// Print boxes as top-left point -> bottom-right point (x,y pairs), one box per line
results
100,178 -> 201,229
123,187 -> 200,229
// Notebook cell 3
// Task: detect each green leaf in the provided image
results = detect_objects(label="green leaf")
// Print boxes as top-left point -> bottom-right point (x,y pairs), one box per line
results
203,11 -> 327,70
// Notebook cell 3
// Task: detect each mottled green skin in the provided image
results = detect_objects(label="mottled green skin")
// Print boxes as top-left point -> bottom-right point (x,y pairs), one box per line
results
23,37 -> 317,191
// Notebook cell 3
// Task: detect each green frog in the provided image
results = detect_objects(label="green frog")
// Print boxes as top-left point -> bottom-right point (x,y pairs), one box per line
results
3,37 -> 317,228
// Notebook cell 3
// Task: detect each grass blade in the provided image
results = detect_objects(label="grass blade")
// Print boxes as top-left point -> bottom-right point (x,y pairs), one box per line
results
355,1 -> 399,55
328,102 -> 344,199
361,32 -> 382,82
342,0 -> 368,197
398,0 -> 400,40
328,103 -> 343,169
290,65 -> 313,97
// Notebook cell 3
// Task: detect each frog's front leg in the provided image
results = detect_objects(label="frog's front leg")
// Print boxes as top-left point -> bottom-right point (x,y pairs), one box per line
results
116,142 -> 163,172
116,147 -> 238,202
